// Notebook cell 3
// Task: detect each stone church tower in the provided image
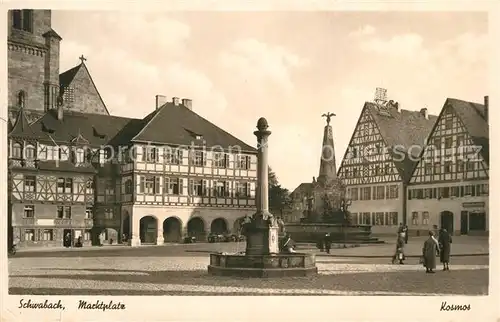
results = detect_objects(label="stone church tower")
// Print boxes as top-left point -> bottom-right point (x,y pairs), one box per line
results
7,9 -> 109,124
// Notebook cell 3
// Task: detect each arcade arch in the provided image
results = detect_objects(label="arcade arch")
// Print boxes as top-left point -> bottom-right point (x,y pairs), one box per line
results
187,217 -> 206,241
163,217 -> 182,243
211,217 -> 228,234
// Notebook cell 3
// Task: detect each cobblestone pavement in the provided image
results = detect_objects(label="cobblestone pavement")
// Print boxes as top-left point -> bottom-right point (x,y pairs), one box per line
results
9,244 -> 488,296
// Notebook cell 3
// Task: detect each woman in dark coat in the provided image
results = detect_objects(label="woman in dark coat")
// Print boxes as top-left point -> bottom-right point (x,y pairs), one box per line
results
422,231 -> 439,273
438,228 -> 452,271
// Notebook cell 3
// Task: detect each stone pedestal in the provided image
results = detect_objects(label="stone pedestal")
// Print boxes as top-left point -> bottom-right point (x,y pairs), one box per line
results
245,221 -> 279,255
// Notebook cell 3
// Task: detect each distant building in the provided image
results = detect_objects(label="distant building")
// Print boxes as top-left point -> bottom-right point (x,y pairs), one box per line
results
407,97 -> 489,236
337,93 -> 437,235
8,9 -> 258,248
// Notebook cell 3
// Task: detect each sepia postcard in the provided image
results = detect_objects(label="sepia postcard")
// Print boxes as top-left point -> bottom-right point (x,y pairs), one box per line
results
1,1 -> 498,321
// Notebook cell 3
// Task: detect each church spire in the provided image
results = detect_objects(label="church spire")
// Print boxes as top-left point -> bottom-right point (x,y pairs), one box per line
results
317,112 -> 337,185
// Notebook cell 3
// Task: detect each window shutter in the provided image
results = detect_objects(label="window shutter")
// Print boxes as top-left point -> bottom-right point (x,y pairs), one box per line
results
179,178 -> 184,194
203,152 -> 207,166
225,181 -> 230,197
246,182 -> 251,197
224,154 -> 229,168
189,179 -> 193,195
178,150 -> 183,165
139,176 -> 144,193
155,176 -> 160,194
155,148 -> 159,162
202,179 -> 207,196
164,177 -> 170,194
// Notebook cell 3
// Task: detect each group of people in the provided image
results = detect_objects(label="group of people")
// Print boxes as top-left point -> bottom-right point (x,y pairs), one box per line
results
391,224 -> 453,273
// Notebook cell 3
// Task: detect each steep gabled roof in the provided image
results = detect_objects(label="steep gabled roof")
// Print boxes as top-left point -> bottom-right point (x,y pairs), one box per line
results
446,98 -> 489,163
131,102 -> 257,152
291,183 -> 313,198
365,102 -> 438,183
59,62 -> 110,115
9,108 -> 35,137
26,110 -> 136,146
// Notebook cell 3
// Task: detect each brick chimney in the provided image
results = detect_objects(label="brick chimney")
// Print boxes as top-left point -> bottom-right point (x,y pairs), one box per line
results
172,97 -> 180,106
484,95 -> 489,122
155,95 -> 167,110
420,107 -> 428,120
182,98 -> 192,110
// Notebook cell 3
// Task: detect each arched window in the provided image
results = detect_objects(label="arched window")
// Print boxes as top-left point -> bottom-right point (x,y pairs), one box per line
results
25,144 -> 36,160
125,179 -> 133,194
12,143 -> 22,159
12,10 -> 33,32
17,91 -> 26,108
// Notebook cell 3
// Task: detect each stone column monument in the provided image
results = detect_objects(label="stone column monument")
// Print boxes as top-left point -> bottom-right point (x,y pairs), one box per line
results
245,117 -> 279,255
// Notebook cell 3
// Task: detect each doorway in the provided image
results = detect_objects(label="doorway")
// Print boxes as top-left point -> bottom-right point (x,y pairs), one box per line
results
63,229 -> 73,247
460,211 -> 468,235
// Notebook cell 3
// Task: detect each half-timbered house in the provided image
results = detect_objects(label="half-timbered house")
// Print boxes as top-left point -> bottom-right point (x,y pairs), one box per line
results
407,97 -> 489,236
7,9 -> 258,248
337,98 -> 437,235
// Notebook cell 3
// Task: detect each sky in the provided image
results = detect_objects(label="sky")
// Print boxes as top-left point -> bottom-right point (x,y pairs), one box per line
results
52,11 -> 488,191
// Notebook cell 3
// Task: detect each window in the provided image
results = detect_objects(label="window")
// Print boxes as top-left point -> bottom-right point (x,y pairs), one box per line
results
353,168 -> 358,177
236,155 -> 250,170
140,176 -> 160,194
411,212 -> 419,225
105,180 -> 114,196
450,186 -> 459,197
57,206 -> 71,219
466,161 -> 475,171
236,182 -> 250,197
456,135 -> 464,146
12,143 -> 22,158
25,144 -> 36,159
479,184 -> 489,196
444,117 -> 453,130
388,212 -> 398,226
58,146 -> 69,160
350,213 -> 358,225
23,205 -> 34,218
84,230 -> 91,241
57,177 -> 73,194
457,160 -> 464,173
85,207 -> 93,219
164,177 -> 181,195
464,185 -> 473,196
24,175 -> 36,192
422,212 -> 429,225
373,212 -> 384,225
350,188 -> 359,201
360,187 -> 371,200
75,148 -> 86,164
42,229 -> 54,241
191,150 -> 205,166
386,185 -> 399,199
444,137 -> 453,149
189,179 -> 206,196
144,147 -> 159,163
362,212 -> 371,225
24,229 -> 35,241
434,163 -> 441,174
17,90 -> 26,108
384,164 -> 390,175
164,148 -> 182,165
213,152 -> 228,168
12,10 -> 33,32
374,186 -> 385,200
213,181 -> 230,197
424,188 -> 432,199
440,187 -> 450,198
433,138 -> 441,148
444,161 -> 452,173
124,179 -> 133,194
104,209 -> 114,219
38,145 -> 48,160
424,163 -> 432,175
86,179 -> 94,195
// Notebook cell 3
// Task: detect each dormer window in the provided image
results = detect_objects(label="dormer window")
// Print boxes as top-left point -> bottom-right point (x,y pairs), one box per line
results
12,143 -> 22,158
195,135 -> 203,140
25,144 -> 36,160
12,10 -> 33,33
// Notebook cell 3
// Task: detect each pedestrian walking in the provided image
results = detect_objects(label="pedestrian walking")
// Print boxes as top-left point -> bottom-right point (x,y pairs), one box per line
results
422,231 -> 439,273
324,233 -> 331,254
392,232 -> 406,264
438,228 -> 452,271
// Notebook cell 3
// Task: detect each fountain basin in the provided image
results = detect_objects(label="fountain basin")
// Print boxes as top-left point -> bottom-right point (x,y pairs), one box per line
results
207,252 -> 318,277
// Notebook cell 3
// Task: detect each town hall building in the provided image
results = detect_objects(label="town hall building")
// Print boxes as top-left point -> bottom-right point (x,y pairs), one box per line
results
7,9 -> 258,248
